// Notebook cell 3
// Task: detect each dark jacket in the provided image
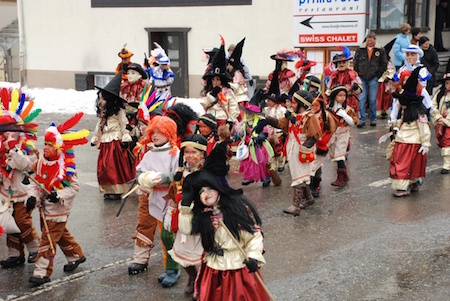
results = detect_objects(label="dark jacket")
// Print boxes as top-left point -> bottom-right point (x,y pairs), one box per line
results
421,45 -> 440,93
354,42 -> 388,81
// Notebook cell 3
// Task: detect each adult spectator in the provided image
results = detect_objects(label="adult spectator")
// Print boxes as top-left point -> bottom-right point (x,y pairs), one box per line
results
420,36 -> 440,94
410,27 -> 422,45
354,31 -> 388,127
393,23 -> 411,70
435,0 -> 449,52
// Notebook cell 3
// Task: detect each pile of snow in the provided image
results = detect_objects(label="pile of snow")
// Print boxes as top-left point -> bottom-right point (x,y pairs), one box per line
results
0,82 -> 204,116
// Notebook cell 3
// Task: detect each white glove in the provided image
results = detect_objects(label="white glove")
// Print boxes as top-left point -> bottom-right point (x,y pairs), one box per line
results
418,145 -> 429,155
138,171 -> 162,189
336,109 -> 354,126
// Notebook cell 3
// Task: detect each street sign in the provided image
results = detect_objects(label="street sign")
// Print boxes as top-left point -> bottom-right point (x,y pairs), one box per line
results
293,0 -> 367,47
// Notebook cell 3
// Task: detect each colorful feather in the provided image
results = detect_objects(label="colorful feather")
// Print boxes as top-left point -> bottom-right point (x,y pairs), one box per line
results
16,93 -> 26,115
19,100 -> 35,120
338,46 -> 352,59
1,88 -> 9,110
61,129 -> 90,141
23,108 -> 41,123
10,89 -> 19,113
219,34 -> 225,45
57,112 -> 83,133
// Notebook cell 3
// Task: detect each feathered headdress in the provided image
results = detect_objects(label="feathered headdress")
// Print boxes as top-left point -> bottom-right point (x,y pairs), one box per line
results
44,112 -> 89,188
332,46 -> 353,65
0,88 -> 41,153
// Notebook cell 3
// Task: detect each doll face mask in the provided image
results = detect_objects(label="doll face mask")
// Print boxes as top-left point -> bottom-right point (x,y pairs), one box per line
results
127,69 -> 142,84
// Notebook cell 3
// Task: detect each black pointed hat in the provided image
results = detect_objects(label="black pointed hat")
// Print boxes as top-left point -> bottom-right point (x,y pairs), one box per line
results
204,47 -> 219,65
239,89 -> 264,115
202,36 -> 232,86
95,73 -> 127,103
265,69 -> 282,102
393,67 -> 424,105
438,58 -> 450,82
228,38 -> 245,69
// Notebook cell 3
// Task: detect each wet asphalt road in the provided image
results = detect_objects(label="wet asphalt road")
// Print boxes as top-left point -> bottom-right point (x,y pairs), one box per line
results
1,113 -> 449,301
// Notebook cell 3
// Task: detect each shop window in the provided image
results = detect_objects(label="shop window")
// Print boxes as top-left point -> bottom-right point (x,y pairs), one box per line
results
369,0 -> 429,31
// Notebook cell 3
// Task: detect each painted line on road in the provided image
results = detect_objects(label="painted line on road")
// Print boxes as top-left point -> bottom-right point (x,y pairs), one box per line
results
357,129 -> 379,135
5,258 -> 132,300
368,164 -> 441,187
82,181 -> 99,188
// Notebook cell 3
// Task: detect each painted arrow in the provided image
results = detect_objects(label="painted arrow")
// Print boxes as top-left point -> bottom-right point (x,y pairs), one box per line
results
300,16 -> 358,29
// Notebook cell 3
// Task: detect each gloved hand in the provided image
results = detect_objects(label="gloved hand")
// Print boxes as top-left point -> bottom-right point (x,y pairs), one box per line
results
336,109 -> 354,126
252,119 -> 268,134
210,86 -> 222,98
46,191 -> 59,203
26,196 -> 36,213
244,258 -> 258,273
285,111 -> 296,124
352,83 -> 360,91
249,79 -> 254,86
252,135 -> 264,145
174,171 -> 183,182
418,145 -> 429,155
121,141 -> 129,149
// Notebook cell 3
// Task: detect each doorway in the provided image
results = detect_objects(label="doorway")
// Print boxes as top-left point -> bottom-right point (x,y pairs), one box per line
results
145,28 -> 190,98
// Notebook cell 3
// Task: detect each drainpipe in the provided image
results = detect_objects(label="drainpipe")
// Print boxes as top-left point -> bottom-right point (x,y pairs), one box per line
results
17,0 -> 27,87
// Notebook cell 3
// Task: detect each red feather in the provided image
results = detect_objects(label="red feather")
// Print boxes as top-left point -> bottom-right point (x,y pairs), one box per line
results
1,88 -> 9,110
57,112 -> 84,133
219,34 -> 225,46
64,138 -> 88,147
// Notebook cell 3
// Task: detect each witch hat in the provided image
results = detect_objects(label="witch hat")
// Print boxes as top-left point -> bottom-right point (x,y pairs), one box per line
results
202,35 -> 231,86
95,73 -> 127,103
266,69 -> 281,102
228,38 -> 245,69
393,66 -> 424,106
204,47 -> 219,65
239,89 -> 264,115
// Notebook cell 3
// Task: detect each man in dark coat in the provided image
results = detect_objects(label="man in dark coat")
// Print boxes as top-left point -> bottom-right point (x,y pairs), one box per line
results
354,31 -> 388,127
435,0 -> 449,52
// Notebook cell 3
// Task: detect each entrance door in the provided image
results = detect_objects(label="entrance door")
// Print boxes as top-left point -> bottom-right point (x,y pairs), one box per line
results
146,28 -> 190,98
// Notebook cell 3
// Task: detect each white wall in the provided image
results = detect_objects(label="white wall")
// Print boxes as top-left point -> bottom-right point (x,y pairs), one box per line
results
0,1 -> 17,29
22,0 -> 293,78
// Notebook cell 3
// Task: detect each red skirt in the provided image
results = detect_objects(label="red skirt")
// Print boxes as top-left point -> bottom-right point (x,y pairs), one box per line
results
97,140 -> 135,186
196,264 -> 270,301
376,82 -> 392,111
390,142 -> 427,180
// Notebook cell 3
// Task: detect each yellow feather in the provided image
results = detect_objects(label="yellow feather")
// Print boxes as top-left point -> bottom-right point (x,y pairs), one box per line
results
10,89 -> 19,113
149,101 -> 163,112
61,129 -> 90,141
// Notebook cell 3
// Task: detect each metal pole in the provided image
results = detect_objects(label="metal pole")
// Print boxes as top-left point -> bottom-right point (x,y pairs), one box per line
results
17,0 -> 27,87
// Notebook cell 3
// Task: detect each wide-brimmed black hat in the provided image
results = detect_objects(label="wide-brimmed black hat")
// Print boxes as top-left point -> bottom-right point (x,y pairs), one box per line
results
95,73 -> 127,103
332,46 -> 353,65
393,67 -> 424,105
270,53 -> 294,62
228,38 -> 245,70
127,63 -> 147,80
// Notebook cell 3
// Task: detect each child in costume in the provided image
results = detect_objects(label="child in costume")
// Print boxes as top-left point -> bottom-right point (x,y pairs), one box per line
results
200,37 -> 240,127
0,89 -> 41,269
309,94 -> 338,197
262,91 -> 322,215
163,134 -> 207,294
27,113 -> 89,285
149,43 -> 175,101
91,74 -> 135,200
431,58 -> 450,174
128,116 -> 180,275
116,44 -> 133,80
237,98 -> 273,188
328,86 -> 358,187
390,67 -> 431,196
264,51 -> 300,94
325,47 -> 363,122
197,113 -> 218,156
179,169 -> 270,301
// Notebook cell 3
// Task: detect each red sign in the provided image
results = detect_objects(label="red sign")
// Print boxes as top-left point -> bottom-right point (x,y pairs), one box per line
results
298,33 -> 358,44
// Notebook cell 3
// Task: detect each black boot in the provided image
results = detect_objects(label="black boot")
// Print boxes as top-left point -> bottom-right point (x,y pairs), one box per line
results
128,262 -> 148,275
184,266 -> 197,295
29,275 -> 51,286
63,255 -> 86,272
0,256 -> 25,268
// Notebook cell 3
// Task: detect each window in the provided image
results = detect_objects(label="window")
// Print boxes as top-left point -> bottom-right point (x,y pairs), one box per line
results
369,0 -> 429,31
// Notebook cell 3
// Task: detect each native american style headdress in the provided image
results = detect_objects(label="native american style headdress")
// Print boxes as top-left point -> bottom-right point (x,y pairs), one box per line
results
44,112 -> 89,188
0,88 -> 40,154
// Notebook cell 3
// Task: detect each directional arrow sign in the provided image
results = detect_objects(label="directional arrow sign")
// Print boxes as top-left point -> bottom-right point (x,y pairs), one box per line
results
300,16 -> 358,30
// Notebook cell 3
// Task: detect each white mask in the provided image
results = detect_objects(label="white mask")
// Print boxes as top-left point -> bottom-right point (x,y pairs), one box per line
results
127,69 -> 142,84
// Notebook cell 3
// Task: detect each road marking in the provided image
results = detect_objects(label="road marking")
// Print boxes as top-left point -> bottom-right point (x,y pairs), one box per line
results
82,181 -> 99,188
357,129 -> 379,135
368,164 -> 441,187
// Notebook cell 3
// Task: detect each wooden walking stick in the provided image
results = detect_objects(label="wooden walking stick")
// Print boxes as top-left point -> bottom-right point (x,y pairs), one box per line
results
22,171 -> 56,257
116,179 -> 138,217
218,220 -> 275,301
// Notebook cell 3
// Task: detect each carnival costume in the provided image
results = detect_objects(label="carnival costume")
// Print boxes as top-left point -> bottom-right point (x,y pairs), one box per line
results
28,113 -> 89,285
0,88 -> 41,269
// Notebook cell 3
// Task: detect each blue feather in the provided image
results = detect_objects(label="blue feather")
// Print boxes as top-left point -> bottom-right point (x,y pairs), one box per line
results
16,93 -> 26,115
342,46 -> 351,59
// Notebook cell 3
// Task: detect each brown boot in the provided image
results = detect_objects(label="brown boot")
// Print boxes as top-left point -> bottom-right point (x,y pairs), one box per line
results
331,168 -> 347,187
184,266 -> 197,295
283,186 -> 301,216
300,184 -> 315,209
